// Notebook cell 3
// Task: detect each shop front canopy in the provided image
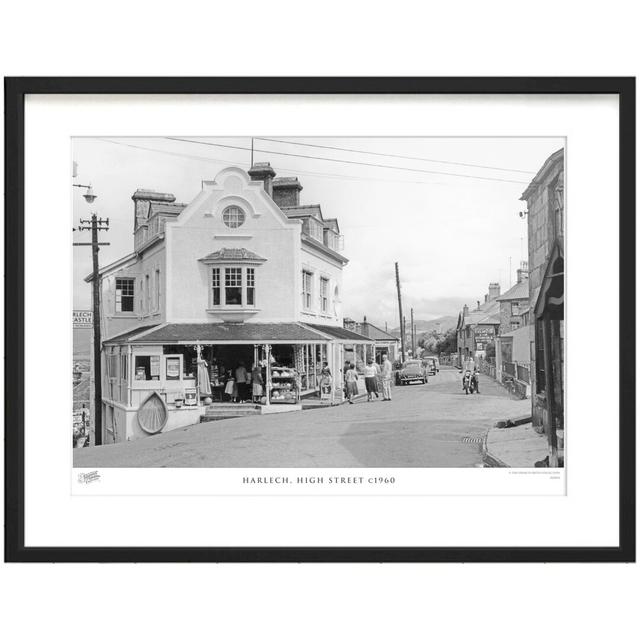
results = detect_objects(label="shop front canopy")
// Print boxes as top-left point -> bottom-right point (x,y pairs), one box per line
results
303,323 -> 374,344
104,322 -> 344,345
103,322 -> 375,346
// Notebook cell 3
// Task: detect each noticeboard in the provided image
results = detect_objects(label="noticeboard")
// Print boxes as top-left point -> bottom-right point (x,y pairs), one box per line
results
166,356 -> 181,380
73,310 -> 93,327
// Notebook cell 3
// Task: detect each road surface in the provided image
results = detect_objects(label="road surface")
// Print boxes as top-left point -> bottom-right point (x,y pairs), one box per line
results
74,368 -> 526,468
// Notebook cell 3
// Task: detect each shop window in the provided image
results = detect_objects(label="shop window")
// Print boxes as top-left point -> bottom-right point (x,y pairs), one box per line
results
222,205 -> 246,229
106,353 -> 119,379
165,356 -> 181,380
302,270 -> 313,309
225,268 -> 242,305
535,320 -> 546,394
247,268 -> 255,306
115,277 -> 135,313
134,355 -> 161,381
320,277 -> 329,313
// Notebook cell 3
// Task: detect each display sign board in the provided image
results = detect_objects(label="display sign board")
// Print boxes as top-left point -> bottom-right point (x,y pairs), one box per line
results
320,382 -> 332,403
184,388 -> 197,406
73,310 -> 93,327
166,356 -> 181,380
474,326 -> 495,339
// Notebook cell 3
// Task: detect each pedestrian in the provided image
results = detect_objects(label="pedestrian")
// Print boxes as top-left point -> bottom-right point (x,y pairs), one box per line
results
251,362 -> 264,403
364,358 -> 379,401
473,366 -> 481,394
345,363 -> 359,404
224,372 -> 238,403
235,361 -> 248,403
381,354 -> 393,401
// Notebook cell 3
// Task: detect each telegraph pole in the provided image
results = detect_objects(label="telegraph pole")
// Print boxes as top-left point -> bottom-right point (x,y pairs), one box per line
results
395,262 -> 405,363
75,214 -> 110,445
411,307 -> 416,355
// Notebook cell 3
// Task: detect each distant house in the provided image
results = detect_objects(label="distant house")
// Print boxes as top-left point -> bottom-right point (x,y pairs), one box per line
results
456,283 -> 502,362
343,317 -> 400,366
496,262 -> 529,334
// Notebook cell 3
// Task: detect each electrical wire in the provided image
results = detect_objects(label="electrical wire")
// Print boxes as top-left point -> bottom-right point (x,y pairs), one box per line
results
164,137 -> 532,185
97,138 -> 455,188
254,137 -> 537,174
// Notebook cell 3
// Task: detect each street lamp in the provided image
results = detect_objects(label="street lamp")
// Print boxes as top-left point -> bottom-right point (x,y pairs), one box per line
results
73,183 -> 97,203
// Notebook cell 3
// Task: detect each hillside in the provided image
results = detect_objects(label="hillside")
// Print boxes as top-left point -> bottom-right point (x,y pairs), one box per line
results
390,315 -> 457,337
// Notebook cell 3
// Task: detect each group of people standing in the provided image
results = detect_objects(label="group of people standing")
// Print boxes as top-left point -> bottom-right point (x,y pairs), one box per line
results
343,353 -> 394,404
223,361 -> 266,403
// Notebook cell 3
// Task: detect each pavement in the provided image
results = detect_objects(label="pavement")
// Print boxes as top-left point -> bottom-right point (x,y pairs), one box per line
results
484,421 -> 549,468
74,367 -> 530,468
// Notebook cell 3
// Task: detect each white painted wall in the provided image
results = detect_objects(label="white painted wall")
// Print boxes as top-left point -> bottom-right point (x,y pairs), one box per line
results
298,243 -> 344,327
99,166 -> 347,335
100,242 -> 166,340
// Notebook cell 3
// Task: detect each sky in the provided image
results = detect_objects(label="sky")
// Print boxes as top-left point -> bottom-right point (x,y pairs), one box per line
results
72,136 -> 563,328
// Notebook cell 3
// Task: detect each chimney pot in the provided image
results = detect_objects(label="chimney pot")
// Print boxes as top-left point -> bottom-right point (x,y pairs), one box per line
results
248,162 -> 276,197
272,176 -> 303,207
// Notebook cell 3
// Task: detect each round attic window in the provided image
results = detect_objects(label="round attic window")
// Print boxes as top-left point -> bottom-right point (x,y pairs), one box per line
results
222,205 -> 246,229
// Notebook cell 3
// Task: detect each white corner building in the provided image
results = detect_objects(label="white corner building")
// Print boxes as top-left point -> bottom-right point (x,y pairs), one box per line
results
90,163 -> 372,443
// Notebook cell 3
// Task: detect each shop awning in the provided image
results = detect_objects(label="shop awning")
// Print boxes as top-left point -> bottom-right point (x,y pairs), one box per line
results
303,323 -> 374,344
103,324 -> 160,345
106,322 -> 334,345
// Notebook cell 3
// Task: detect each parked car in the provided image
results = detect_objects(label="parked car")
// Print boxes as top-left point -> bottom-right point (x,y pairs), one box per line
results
422,356 -> 440,375
395,360 -> 428,385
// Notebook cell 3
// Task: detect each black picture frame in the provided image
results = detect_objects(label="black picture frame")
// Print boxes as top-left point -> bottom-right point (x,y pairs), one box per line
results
4,77 -> 636,563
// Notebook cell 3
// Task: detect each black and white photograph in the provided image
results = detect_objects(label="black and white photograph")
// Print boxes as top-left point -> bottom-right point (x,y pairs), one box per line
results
6,77 -> 632,564
72,135 -> 565,471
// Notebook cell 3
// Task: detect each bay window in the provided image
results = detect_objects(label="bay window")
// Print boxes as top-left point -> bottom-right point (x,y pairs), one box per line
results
210,266 -> 257,307
225,267 -> 242,305
247,268 -> 255,306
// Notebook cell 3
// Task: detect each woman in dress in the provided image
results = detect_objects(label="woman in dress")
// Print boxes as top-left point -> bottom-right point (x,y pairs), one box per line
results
251,363 -> 264,403
345,363 -> 359,404
224,372 -> 238,403
363,358 -> 379,401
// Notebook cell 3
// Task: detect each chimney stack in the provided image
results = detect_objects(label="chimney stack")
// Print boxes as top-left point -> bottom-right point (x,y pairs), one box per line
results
131,189 -> 176,232
248,162 -> 276,197
463,304 -> 469,317
484,294 -> 489,303
477,300 -> 481,310
272,176 -> 303,207
488,282 -> 501,300
517,260 -> 529,284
